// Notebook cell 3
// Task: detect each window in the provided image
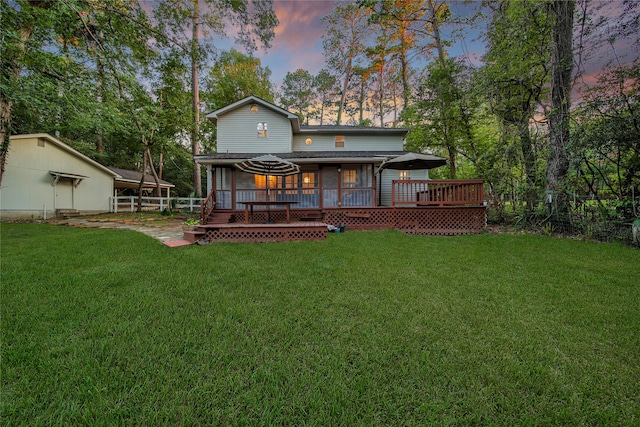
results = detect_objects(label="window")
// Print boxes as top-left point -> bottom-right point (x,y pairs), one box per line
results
343,169 -> 357,188
257,122 -> 268,137
37,138 -> 45,147
250,104 -> 259,113
334,135 -> 345,148
398,170 -> 410,180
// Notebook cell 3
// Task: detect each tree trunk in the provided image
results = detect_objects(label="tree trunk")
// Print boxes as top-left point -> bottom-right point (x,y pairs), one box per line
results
519,119 -> 538,212
146,148 -> 162,197
336,60 -> 352,125
0,95 -> 12,188
428,0 -> 447,66
399,23 -> 410,109
137,151 -> 147,212
546,0 -> 574,213
191,0 -> 202,197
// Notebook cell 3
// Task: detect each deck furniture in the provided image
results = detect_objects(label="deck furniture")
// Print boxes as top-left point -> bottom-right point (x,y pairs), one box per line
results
240,200 -> 299,224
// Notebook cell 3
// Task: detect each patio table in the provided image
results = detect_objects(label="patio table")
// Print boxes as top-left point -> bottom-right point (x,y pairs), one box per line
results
240,201 -> 299,224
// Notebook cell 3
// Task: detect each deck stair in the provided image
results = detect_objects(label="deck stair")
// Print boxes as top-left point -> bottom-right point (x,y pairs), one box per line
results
300,211 -> 324,221
205,211 -> 238,224
183,227 -> 206,244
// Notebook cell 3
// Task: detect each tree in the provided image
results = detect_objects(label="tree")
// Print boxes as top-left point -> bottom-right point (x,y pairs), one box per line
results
361,0 -> 429,113
153,0 -> 278,196
279,69 -> 314,124
1,0 -> 161,185
206,49 -> 274,110
545,0 -> 575,215
480,0 -> 553,212
570,60 -> 640,204
322,3 -> 370,125
310,69 -> 338,125
404,58 -> 474,178
366,20 -> 396,127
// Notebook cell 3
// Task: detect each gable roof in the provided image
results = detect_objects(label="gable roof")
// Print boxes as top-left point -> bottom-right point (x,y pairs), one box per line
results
205,95 -> 301,132
9,134 -> 119,178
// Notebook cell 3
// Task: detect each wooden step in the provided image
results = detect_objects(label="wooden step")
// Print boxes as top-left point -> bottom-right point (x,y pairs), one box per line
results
183,229 -> 206,243
206,212 -> 238,224
300,212 -> 324,221
56,209 -> 81,219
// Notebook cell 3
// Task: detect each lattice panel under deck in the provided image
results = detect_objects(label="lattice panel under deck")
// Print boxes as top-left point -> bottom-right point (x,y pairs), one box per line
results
203,226 -> 326,243
393,207 -> 485,235
324,207 -> 485,235
208,210 -> 325,225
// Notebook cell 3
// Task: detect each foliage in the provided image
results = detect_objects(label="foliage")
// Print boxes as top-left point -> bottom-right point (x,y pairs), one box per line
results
279,69 -> 314,124
403,58 -> 477,179
570,60 -> 640,202
206,49 -> 274,111
2,225 -> 639,424
478,0 -> 553,213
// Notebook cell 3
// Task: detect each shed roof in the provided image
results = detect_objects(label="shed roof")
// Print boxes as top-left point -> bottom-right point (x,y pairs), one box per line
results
107,167 -> 175,189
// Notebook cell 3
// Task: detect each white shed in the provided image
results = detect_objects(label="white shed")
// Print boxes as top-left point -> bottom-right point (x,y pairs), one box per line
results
0,134 -> 118,219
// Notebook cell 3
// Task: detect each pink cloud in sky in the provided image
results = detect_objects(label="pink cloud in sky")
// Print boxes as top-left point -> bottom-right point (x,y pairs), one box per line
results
255,0 -> 342,86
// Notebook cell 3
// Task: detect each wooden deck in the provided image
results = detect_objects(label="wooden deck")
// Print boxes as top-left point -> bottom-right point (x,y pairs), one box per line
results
192,180 -> 487,243
184,221 -> 327,244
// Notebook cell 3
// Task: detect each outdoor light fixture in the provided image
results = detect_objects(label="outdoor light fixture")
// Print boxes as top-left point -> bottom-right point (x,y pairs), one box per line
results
303,176 -> 310,184
305,137 -> 312,145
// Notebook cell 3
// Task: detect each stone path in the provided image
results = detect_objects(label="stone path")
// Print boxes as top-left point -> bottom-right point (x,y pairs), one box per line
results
58,218 -> 192,247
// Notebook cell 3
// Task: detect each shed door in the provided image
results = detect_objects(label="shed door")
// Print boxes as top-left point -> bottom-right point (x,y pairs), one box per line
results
55,180 -> 74,209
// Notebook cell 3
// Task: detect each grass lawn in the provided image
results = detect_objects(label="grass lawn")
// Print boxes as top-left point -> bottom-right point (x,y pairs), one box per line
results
1,224 -> 639,425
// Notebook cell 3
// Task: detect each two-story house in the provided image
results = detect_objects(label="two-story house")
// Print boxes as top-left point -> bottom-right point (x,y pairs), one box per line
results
191,96 -> 485,243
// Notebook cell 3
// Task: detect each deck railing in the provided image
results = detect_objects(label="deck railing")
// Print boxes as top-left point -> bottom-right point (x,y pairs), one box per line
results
213,187 -> 376,210
392,179 -> 485,207
201,189 -> 216,223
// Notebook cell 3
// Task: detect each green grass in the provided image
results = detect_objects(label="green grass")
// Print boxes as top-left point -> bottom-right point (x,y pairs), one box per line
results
2,224 -> 639,425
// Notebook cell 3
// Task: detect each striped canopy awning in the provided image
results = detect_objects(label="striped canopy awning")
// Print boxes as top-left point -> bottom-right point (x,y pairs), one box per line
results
234,154 -> 300,176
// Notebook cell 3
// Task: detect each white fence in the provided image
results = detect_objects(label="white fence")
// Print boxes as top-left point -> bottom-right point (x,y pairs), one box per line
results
113,196 -> 205,213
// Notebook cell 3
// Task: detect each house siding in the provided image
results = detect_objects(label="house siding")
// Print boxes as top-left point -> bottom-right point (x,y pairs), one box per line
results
379,168 -> 429,206
292,133 -> 403,152
217,107 -> 292,153
1,135 -> 115,219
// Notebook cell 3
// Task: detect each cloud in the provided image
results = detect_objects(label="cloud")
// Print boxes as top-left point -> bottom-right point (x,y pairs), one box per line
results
255,1 -> 343,84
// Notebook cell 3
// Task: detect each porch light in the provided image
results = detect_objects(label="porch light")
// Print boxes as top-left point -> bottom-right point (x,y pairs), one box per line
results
303,176 -> 310,184
305,137 -> 312,145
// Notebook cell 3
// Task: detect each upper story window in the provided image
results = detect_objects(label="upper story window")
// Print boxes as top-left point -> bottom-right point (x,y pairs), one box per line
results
335,135 -> 345,148
257,122 -> 268,137
398,170 -> 410,180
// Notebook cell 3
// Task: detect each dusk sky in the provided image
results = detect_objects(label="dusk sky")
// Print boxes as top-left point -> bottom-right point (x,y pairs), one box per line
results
213,0 -> 636,91
221,0 -> 486,88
